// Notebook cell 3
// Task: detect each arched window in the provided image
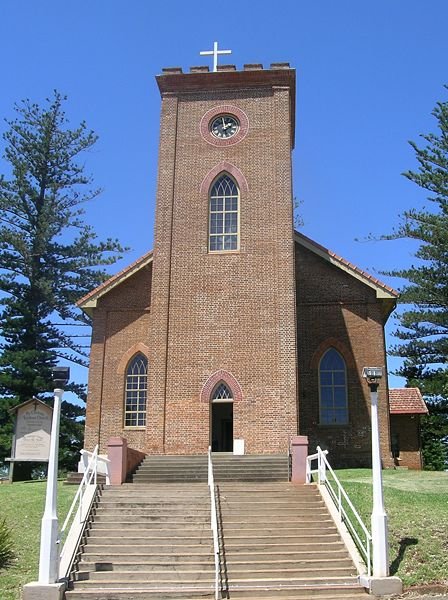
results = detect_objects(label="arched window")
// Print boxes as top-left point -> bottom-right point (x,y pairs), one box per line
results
212,382 -> 233,402
319,348 -> 348,425
209,174 -> 239,252
124,354 -> 147,427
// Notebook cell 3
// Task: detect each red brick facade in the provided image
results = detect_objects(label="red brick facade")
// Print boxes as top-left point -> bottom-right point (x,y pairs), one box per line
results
80,65 -> 400,467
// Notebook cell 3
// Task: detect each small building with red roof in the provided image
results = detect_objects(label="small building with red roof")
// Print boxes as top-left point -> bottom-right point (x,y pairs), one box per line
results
389,388 -> 428,469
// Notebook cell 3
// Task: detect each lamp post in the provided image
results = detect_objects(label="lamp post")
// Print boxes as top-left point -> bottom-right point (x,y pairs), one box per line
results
38,367 -> 70,584
362,366 -> 389,578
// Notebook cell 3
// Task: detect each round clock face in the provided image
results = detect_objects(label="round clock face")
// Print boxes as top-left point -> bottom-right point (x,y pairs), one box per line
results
210,114 -> 239,139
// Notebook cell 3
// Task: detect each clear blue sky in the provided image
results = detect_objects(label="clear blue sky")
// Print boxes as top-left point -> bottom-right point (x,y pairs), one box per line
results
1,0 -> 447,393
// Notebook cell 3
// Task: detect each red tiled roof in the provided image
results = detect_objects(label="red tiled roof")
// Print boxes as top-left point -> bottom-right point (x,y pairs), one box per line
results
389,388 -> 428,415
294,231 -> 399,297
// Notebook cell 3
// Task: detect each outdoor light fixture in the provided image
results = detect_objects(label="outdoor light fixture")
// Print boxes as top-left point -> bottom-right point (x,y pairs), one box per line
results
51,366 -> 70,388
362,367 -> 383,382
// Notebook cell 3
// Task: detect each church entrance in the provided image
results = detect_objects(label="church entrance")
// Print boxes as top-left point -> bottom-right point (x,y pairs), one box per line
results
210,383 -> 234,452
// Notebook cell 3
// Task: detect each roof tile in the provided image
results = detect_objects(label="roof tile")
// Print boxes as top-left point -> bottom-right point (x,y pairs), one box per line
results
389,388 -> 428,414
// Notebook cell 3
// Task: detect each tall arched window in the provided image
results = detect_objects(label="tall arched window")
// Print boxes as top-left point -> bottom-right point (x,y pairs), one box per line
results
319,348 -> 348,425
124,354 -> 148,427
209,174 -> 239,252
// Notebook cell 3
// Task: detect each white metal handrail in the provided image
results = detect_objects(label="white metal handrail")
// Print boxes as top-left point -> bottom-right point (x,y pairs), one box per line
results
208,446 -> 221,600
306,446 -> 372,577
59,446 -> 111,579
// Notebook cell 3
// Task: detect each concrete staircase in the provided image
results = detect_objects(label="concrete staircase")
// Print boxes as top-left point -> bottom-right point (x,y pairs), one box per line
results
65,483 -> 216,599
217,482 -> 369,598
131,454 -> 289,483
66,456 -> 370,599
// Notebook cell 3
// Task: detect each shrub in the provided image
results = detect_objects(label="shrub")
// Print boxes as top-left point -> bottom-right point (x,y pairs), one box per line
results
0,517 -> 14,567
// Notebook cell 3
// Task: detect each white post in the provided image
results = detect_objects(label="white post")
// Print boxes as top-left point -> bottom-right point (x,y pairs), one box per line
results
369,383 -> 389,577
38,387 -> 63,584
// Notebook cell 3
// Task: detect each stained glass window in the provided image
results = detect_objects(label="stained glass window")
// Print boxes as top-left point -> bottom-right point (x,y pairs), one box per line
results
209,174 -> 239,252
124,354 -> 147,427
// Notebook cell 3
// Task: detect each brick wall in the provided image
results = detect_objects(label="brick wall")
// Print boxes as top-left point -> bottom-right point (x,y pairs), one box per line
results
84,264 -> 152,454
295,243 -> 393,468
390,414 -> 423,469
146,79 -> 298,455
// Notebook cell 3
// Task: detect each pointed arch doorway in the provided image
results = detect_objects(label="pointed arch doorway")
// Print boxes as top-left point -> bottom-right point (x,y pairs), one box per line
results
210,382 -> 233,452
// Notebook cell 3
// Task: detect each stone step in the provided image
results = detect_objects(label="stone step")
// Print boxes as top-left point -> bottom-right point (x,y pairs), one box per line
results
75,569 -> 215,582
82,546 -> 212,557
70,575 -> 359,590
136,455 -> 285,463
92,514 -> 211,524
67,591 -> 369,600
66,591 -> 215,599
70,580 -> 215,590
65,472 -> 107,485
79,549 -> 350,563
77,560 -> 215,571
91,519 -> 214,528
78,557 -> 354,572
66,593 -> 369,600
90,517 -> 333,528
219,525 -> 339,537
88,528 -> 215,538
97,499 -> 210,507
85,535 -> 213,546
94,507 -> 210,515
74,566 -> 356,583
219,507 -> 325,515
132,477 -> 287,483
222,540 -> 344,552
219,498 -> 321,505
100,491 -> 210,499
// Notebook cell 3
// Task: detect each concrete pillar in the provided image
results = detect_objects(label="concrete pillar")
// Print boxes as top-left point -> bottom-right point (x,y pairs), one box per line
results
107,437 -> 127,485
290,435 -> 308,484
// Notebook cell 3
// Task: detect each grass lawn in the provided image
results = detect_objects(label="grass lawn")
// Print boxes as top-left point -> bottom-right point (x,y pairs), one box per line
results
0,481 -> 76,600
336,469 -> 448,588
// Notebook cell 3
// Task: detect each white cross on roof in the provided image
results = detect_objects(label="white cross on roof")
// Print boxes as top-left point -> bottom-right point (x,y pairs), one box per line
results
200,41 -> 232,72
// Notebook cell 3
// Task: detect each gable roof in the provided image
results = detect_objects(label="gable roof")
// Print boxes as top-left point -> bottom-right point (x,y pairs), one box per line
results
389,388 -> 428,415
9,397 -> 52,414
294,231 -> 399,300
78,233 -> 398,317
77,251 -> 153,317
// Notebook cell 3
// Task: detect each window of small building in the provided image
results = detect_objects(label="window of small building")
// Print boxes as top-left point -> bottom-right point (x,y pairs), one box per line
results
124,353 -> 147,427
209,174 -> 239,252
319,348 -> 348,425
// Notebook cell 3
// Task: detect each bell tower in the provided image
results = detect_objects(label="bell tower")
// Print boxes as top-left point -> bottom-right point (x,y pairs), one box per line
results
146,59 -> 298,454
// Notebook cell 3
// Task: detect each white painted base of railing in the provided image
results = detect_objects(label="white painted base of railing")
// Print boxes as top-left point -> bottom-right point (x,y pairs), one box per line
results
359,574 -> 403,596
22,581 -> 66,600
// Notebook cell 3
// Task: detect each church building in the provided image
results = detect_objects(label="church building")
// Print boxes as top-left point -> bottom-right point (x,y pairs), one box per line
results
78,57 -> 399,468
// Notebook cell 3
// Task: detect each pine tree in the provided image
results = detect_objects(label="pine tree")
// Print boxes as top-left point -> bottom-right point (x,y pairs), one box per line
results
0,92 -> 126,474
385,89 -> 448,469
